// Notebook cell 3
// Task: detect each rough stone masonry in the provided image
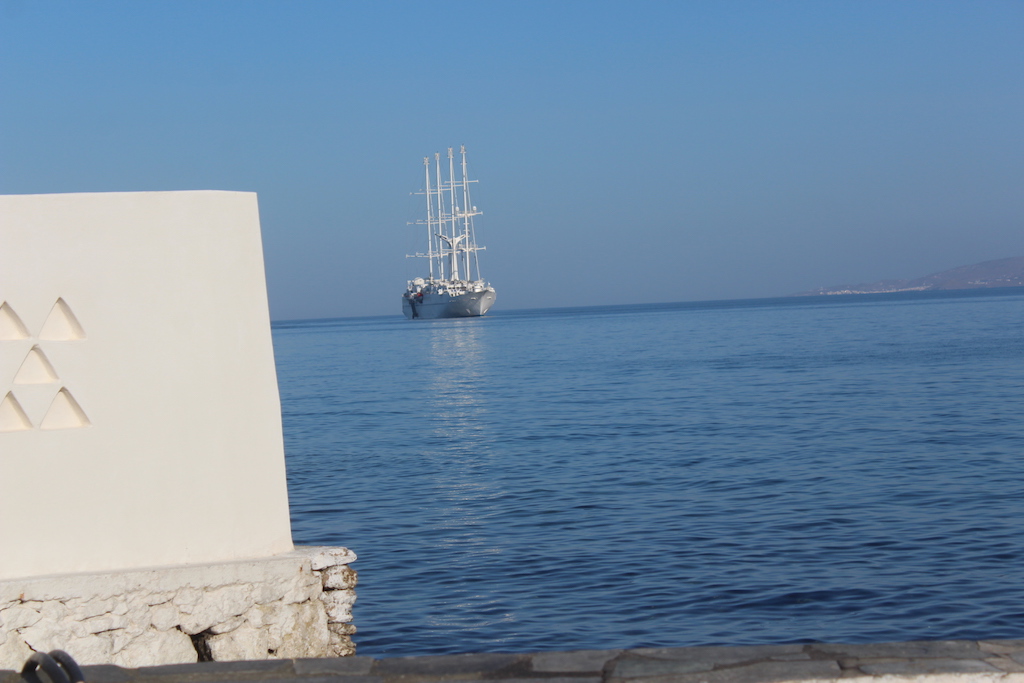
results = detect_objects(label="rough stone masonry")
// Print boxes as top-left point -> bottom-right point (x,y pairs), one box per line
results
0,547 -> 356,668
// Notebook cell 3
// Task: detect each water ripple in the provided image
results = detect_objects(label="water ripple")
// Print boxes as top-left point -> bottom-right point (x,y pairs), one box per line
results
277,291 -> 1024,656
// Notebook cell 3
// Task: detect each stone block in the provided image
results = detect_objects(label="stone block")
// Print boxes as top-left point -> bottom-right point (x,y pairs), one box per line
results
173,587 -> 204,608
0,634 -> 31,669
610,658 -> 840,683
333,637 -> 357,657
611,656 -> 714,678
0,604 -> 42,629
283,574 -> 323,604
19,618 -> 85,652
210,614 -> 246,635
631,643 -> 805,665
810,639 -> 984,660
81,613 -> 130,634
207,622 -> 271,661
374,652 -> 529,679
322,565 -> 359,590
244,602 -> 277,629
60,634 -> 116,666
250,579 -> 290,605
265,601 -> 300,648
323,589 -> 356,623
980,639 -> 1024,655
293,657 -> 375,676
309,546 -> 358,570
19,621 -> 113,665
136,658 -> 295,677
178,584 -> 253,634
78,664 -> 135,683
106,619 -> 160,655
144,591 -> 176,606
272,601 -> 331,659
769,652 -> 811,661
988,655 -> 1024,672
861,658 -> 1002,675
149,602 -> 180,631
39,600 -> 68,621
329,622 -> 357,636
69,597 -> 117,620
115,628 -> 198,667
532,649 -> 621,673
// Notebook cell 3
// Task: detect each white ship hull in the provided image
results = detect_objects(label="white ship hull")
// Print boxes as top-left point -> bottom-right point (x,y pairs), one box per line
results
403,287 -> 496,319
403,146 -> 496,319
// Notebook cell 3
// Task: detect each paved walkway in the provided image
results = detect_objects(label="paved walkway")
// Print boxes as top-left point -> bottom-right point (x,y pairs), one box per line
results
3,640 -> 1024,683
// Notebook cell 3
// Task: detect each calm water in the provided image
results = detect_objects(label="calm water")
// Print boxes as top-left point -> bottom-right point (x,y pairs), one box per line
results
274,289 -> 1024,656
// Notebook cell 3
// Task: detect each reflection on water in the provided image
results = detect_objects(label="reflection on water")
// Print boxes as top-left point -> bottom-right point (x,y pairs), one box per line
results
425,319 -> 488,446
420,320 -> 510,633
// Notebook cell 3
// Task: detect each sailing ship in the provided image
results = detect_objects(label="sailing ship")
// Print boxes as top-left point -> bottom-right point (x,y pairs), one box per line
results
402,146 -> 496,319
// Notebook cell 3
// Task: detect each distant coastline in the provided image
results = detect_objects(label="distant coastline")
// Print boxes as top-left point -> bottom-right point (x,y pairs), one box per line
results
793,256 -> 1024,296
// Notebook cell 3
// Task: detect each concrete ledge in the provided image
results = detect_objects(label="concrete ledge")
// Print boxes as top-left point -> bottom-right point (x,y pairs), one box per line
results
2,639 -> 1022,683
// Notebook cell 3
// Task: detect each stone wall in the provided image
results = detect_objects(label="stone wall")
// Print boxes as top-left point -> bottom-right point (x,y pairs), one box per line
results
0,547 -> 356,668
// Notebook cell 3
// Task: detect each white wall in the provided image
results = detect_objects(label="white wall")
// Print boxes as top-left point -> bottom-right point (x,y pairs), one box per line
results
0,191 -> 294,580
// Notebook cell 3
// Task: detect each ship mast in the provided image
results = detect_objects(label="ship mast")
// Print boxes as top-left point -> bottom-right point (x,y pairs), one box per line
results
460,145 -> 482,283
423,157 -> 435,281
408,146 -> 486,287
434,152 -> 445,281
447,147 -> 460,281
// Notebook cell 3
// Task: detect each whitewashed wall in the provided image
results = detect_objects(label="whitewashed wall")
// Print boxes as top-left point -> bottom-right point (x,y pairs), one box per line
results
0,191 -> 293,578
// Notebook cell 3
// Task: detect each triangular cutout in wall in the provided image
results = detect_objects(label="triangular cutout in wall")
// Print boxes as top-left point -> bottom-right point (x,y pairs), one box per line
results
13,346 -> 60,384
40,388 -> 90,430
0,392 -> 32,432
39,298 -> 86,340
0,302 -> 30,340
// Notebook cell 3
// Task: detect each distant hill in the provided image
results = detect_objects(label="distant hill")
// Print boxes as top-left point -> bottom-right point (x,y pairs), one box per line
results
794,257 -> 1024,296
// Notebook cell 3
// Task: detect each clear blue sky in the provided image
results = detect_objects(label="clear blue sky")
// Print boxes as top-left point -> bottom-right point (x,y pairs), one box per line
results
2,1 -> 1022,320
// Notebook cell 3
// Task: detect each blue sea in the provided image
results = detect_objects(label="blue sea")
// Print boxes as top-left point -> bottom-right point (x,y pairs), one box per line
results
273,288 -> 1024,657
